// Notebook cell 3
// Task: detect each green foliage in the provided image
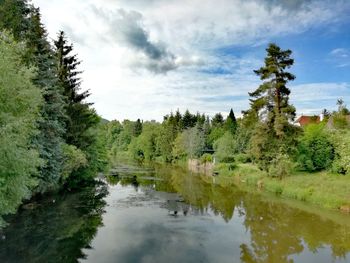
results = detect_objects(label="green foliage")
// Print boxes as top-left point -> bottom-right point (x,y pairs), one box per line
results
297,124 -> 334,172
200,154 -> 213,164
331,130 -> 350,175
173,125 -> 205,159
225,109 -> 237,134
181,109 -> 197,129
129,122 -> 160,162
207,126 -> 225,147
248,43 -> 299,170
55,31 -> 98,150
212,113 -> 224,127
0,0 -> 30,41
156,123 -> 176,162
27,9 -> 67,193
214,132 -> 236,163
0,32 -> 42,222
269,153 -> 293,179
134,119 -> 143,137
250,43 -> 296,131
61,144 -> 88,181
235,153 -> 252,164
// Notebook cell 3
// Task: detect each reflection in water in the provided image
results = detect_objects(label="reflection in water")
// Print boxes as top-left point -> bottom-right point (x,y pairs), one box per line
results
1,164 -> 350,263
0,182 -> 108,263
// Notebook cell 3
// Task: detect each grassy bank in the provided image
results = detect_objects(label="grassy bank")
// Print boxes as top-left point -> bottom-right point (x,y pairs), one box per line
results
214,163 -> 350,212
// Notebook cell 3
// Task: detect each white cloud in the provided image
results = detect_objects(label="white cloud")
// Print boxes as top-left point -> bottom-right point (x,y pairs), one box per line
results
31,0 -> 350,121
291,82 -> 350,115
329,48 -> 350,67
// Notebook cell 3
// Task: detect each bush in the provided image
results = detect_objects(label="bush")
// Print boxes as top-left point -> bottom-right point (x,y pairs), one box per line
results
269,154 -> 293,179
235,153 -> 252,163
200,153 -> 213,164
221,156 -> 235,163
297,124 -> 334,172
331,131 -> 350,175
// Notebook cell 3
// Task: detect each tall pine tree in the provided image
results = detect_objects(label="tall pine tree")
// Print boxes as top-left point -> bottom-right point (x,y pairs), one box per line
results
54,31 -> 99,151
225,109 -> 237,134
27,7 -> 67,192
249,43 -> 296,137
248,43 -> 299,171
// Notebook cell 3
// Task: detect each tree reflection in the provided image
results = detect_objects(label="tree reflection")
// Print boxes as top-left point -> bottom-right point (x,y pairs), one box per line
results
240,195 -> 350,262
0,182 -> 108,263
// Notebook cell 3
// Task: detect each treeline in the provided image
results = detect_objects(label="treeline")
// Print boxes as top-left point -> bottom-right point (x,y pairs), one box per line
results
105,109 -> 237,163
105,44 -> 350,178
0,1 -> 107,225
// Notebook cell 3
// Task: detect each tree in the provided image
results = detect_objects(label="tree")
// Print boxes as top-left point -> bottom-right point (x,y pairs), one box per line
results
250,43 -> 296,137
225,109 -> 237,134
0,0 -> 30,41
336,98 -> 349,115
0,32 -> 42,225
26,8 -> 67,192
133,119 -> 143,137
173,125 -> 205,159
212,113 -> 224,127
248,43 -> 299,171
181,109 -> 197,129
129,122 -> 160,161
214,132 -> 236,163
54,31 -> 99,150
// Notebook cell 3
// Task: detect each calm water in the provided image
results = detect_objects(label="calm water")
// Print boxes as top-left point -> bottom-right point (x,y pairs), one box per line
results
1,164 -> 350,263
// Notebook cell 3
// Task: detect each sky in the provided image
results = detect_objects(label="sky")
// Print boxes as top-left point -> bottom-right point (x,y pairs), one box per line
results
31,0 -> 350,121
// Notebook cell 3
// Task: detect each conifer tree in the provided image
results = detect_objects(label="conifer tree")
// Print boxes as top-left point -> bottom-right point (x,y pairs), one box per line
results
248,43 -> 299,171
249,43 -> 296,137
27,7 -> 67,192
0,1 -> 67,192
0,0 -> 30,40
225,109 -> 237,134
54,31 -> 99,150
212,113 -> 224,127
134,119 -> 143,137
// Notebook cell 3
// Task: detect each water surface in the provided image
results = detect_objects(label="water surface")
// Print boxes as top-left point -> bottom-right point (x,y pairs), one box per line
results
1,164 -> 350,263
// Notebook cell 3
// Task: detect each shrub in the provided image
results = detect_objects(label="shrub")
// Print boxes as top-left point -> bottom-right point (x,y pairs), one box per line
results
297,124 -> 334,172
221,156 -> 235,163
269,154 -> 293,179
331,131 -> 350,175
200,153 -> 213,164
235,153 -> 252,163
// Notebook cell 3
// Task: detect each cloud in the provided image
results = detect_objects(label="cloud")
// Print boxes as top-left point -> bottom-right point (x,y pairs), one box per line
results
290,82 -> 350,115
31,0 -> 350,121
329,48 -> 350,67
90,7 -> 204,73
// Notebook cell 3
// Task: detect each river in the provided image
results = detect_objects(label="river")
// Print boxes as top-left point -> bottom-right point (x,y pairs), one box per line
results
0,163 -> 349,263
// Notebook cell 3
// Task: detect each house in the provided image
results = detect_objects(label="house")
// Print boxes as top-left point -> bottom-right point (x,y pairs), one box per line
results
295,115 -> 322,127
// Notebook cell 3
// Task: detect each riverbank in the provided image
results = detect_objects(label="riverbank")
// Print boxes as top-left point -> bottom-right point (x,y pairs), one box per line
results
111,154 -> 350,213
214,163 -> 350,212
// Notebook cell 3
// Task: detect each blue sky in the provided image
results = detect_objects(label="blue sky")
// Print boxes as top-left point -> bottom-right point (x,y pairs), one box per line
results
33,0 -> 350,120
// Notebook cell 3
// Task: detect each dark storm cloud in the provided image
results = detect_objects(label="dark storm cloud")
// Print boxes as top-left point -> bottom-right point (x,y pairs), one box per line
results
92,6 -> 178,74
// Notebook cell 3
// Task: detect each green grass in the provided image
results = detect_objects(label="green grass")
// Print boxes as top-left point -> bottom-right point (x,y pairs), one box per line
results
215,162 -> 350,211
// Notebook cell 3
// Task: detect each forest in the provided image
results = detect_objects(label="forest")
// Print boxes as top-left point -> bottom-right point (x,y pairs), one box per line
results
0,0 -> 108,226
1,0 -> 350,226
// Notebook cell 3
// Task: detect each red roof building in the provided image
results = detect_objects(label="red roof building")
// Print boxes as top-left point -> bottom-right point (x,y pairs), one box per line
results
295,116 -> 321,127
